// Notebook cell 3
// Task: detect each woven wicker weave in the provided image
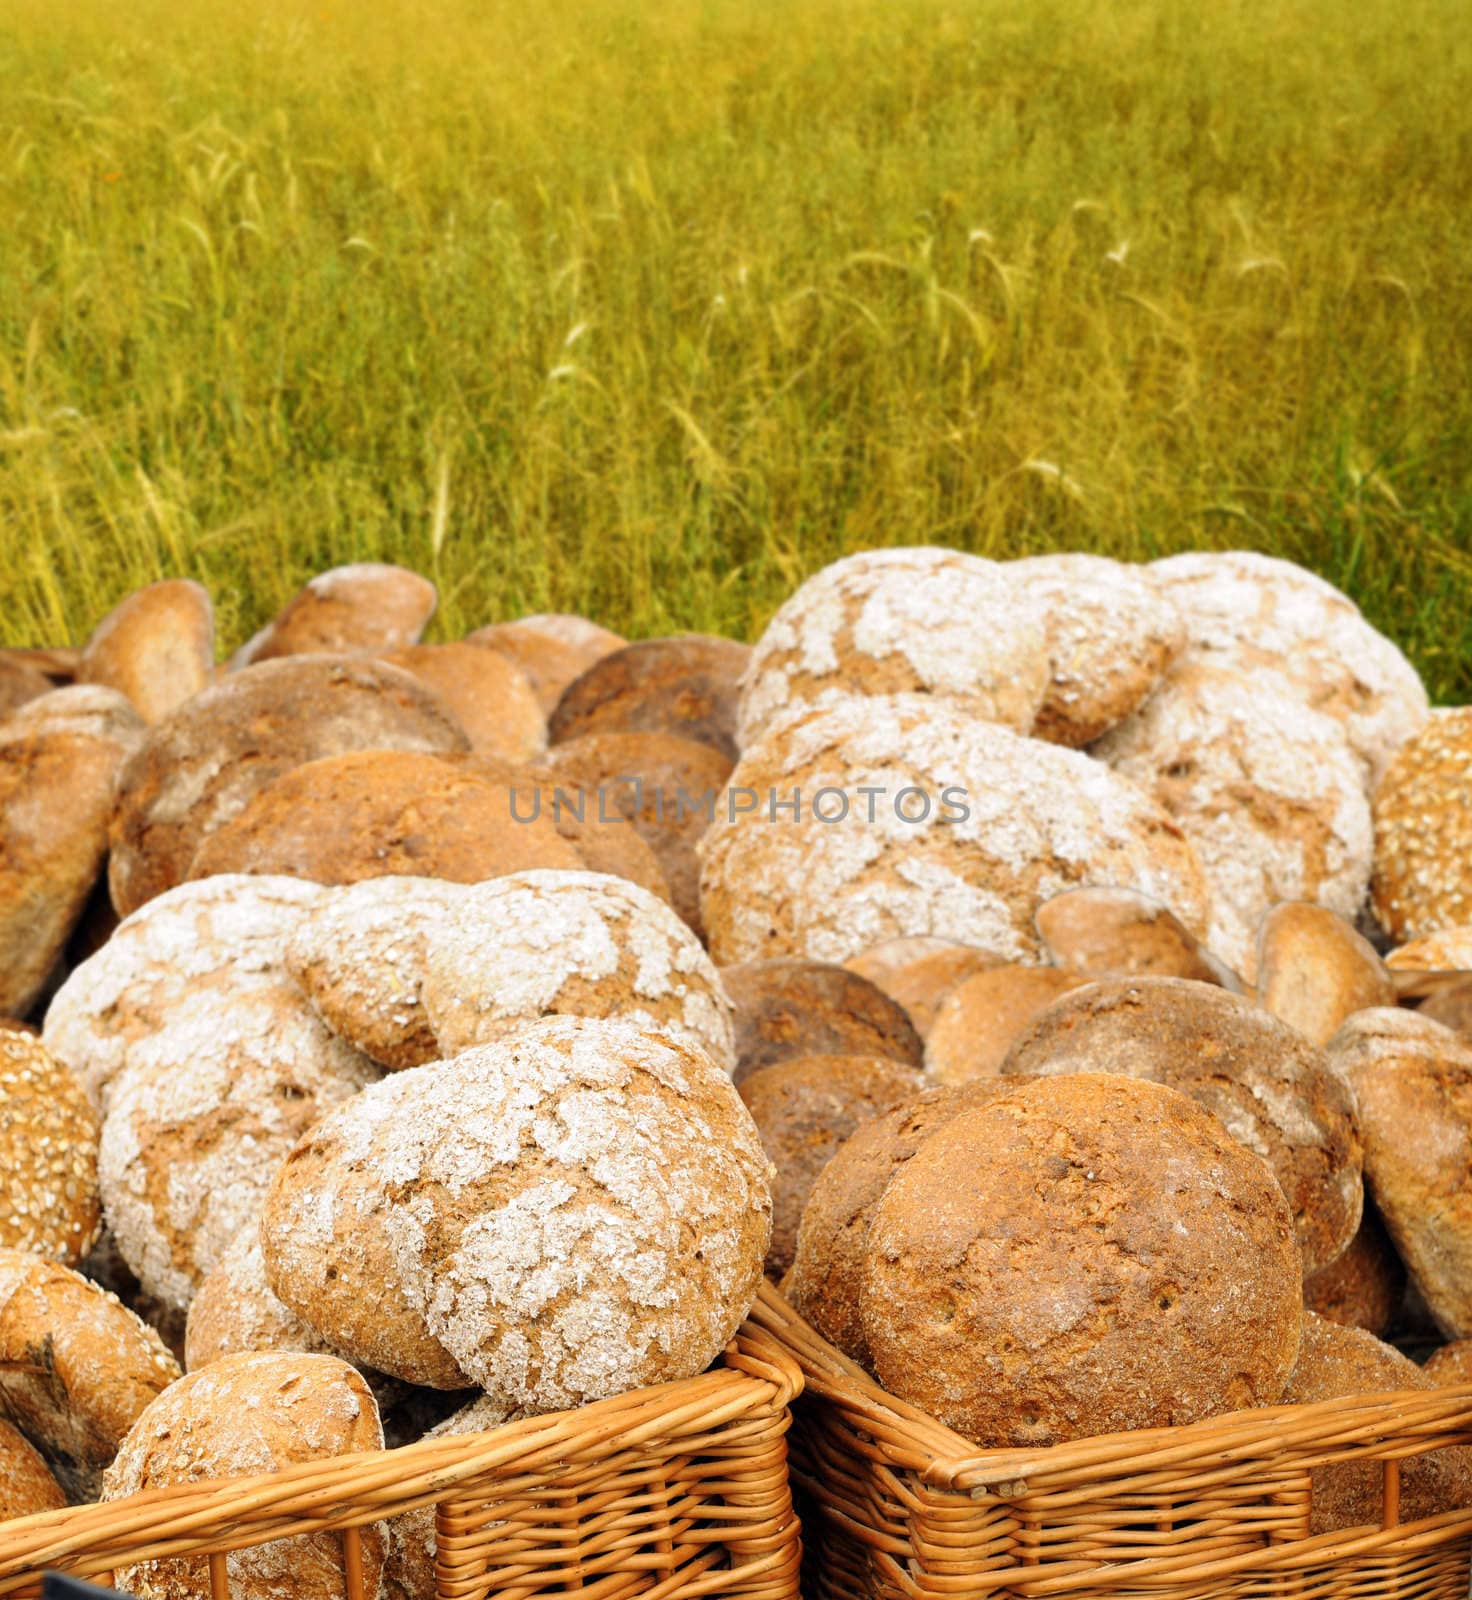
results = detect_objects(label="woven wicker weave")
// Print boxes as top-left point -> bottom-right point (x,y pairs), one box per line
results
0,1321 -> 801,1600
749,1283 -> 1472,1600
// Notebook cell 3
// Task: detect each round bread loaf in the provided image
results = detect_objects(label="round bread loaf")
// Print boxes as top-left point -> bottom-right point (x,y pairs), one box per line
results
999,977 -> 1362,1274
230,562 -> 435,667
862,1074 -> 1302,1446
104,1351 -> 386,1600
1389,927 -> 1472,972
1009,553 -> 1185,746
550,634 -> 751,761
0,656 -> 51,718
381,642 -> 546,761
1150,550 -> 1427,781
0,686 -> 145,1018
700,694 -> 1211,967
260,1068 -> 470,1388
285,877 -> 471,1070
1035,886 -> 1240,987
185,748 -> 583,886
737,1054 -> 923,1277
185,1221 -> 338,1371
1094,658 -> 1372,977
1303,1203 -> 1405,1338
1424,1341 -> 1472,1386
925,966 -> 1091,1083
738,548 -> 1049,748
0,1417 -> 65,1518
0,1248 -> 180,1501
513,613 -> 625,661
785,1079 -> 1024,1366
108,656 -> 470,915
375,1017 -> 772,1408
1420,979 -> 1472,1037
43,874 -> 322,1109
78,579 -> 215,724
542,731 -> 734,937
1328,1008 -> 1472,1338
721,958 -> 924,1084
466,622 -> 590,716
1372,709 -> 1472,942
418,869 -> 735,1070
842,938 -> 1003,1039
0,1030 -> 101,1266
99,982 -> 380,1311
1256,903 -> 1394,1047
1281,1312 -> 1472,1533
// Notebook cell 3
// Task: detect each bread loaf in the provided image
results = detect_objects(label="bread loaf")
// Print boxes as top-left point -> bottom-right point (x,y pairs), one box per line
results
1255,902 -> 1394,1046
1372,709 -> 1472,941
842,938 -> 1002,1039
924,966 -> 1090,1082
1035,886 -> 1239,987
1303,1203 -> 1404,1338
185,1221 -> 338,1371
78,579 -> 215,723
381,642 -> 546,761
0,1418 -> 65,1519
230,562 -> 435,667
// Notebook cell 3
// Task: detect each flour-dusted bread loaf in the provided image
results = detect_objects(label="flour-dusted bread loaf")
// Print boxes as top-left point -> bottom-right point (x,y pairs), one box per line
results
1009,553 -> 1185,746
551,634 -> 752,761
375,1018 -> 771,1408
1093,658 -> 1373,977
78,580 -> 215,724
285,877 -> 471,1070
737,1054 -> 922,1277
843,938 -> 1002,1039
418,869 -> 735,1070
99,982 -> 380,1311
924,966 -> 1090,1082
108,656 -> 470,915
1282,1312 -> 1472,1533
1303,1202 -> 1405,1338
1372,709 -> 1472,943
1150,550 -> 1428,782
701,694 -> 1211,967
0,1030 -> 101,1266
184,1221 -> 340,1371
0,1248 -> 180,1501
721,958 -> 925,1083
104,1352 -> 387,1600
230,561 -> 436,668
380,642 -> 546,762
1255,903 -> 1394,1046
738,548 -> 1049,748
999,977 -> 1362,1275
0,686 -> 145,1018
260,1069 -> 470,1389
785,1080 -> 1022,1366
862,1074 -> 1302,1446
43,874 -> 322,1108
0,1417 -> 65,1519
1034,885 -> 1240,987
1328,1008 -> 1472,1337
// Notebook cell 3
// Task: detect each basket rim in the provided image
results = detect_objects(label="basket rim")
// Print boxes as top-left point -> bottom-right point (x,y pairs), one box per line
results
751,1281 -> 1472,1494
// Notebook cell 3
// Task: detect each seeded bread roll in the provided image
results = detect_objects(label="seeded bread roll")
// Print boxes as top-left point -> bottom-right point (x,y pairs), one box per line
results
700,695 -> 1210,968
924,966 -> 1091,1082
1303,1203 -> 1404,1338
285,877 -> 471,1070
1035,886 -> 1240,987
1372,710 -> 1472,942
376,1017 -> 772,1408
230,562 -> 435,667
261,1069 -> 470,1389
418,869 -> 735,1070
1009,553 -> 1185,747
0,1248 -> 180,1501
99,982 -> 381,1311
842,938 -> 1003,1039
785,1080 -> 1022,1366
381,642 -> 546,762
78,579 -> 215,724
108,656 -> 470,915
104,1352 -> 387,1600
0,1030 -> 101,1266
1256,903 -> 1394,1047
737,1054 -> 923,1277
1282,1312 -> 1472,1533
721,958 -> 924,1084
738,549 -> 1049,748
999,977 -> 1363,1275
0,1417 -> 66,1518
862,1075 -> 1302,1446
185,1221 -> 338,1371
43,874 -> 322,1109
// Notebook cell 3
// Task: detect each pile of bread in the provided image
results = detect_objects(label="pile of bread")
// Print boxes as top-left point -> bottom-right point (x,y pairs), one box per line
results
3,548 -> 1472,1593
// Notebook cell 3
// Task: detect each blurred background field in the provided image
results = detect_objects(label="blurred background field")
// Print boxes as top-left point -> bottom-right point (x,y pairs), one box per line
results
0,0 -> 1469,693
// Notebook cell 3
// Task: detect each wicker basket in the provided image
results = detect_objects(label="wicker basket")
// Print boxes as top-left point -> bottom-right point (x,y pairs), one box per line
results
749,1283 -> 1472,1600
0,1320 -> 802,1600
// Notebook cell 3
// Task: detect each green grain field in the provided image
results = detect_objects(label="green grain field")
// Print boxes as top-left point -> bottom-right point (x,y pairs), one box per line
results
1,0 -> 1470,694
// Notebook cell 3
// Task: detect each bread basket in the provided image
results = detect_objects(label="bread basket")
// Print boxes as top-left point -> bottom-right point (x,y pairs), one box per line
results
749,1283 -> 1472,1600
0,1319 -> 802,1600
